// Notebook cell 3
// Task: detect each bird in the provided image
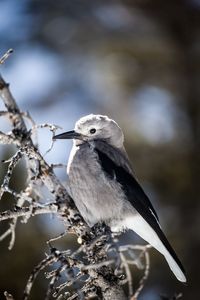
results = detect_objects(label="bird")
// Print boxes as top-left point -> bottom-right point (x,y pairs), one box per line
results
53,114 -> 186,283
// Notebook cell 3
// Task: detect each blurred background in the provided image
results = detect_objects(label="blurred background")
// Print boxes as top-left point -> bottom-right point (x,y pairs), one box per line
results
0,0 -> 199,299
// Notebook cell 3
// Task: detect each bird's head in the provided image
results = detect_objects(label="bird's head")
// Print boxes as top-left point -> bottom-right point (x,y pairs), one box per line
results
53,114 -> 124,148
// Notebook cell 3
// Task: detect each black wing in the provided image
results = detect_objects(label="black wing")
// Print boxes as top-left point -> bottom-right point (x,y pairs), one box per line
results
94,145 -> 159,222
95,146 -> 185,275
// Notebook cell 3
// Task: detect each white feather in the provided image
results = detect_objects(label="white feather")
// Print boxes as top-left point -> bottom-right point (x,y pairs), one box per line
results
123,215 -> 186,282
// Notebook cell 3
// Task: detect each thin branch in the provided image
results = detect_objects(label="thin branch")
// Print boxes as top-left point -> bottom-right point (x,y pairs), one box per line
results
0,149 -> 23,199
0,203 -> 58,222
0,49 -> 13,65
23,255 -> 56,300
132,250 -> 151,300
46,231 -> 68,245
0,131 -> 20,145
51,163 -> 67,169
30,123 -> 62,155
4,291 -> 15,300
120,251 -> 134,297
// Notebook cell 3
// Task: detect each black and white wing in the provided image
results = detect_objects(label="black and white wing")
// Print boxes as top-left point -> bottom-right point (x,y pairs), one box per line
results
94,140 -> 186,282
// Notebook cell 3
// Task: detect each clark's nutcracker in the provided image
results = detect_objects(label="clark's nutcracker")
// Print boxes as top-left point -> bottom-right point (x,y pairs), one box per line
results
53,114 -> 186,282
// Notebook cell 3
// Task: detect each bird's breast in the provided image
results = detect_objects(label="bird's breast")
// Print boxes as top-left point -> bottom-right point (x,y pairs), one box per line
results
67,143 -> 103,182
67,143 -> 126,226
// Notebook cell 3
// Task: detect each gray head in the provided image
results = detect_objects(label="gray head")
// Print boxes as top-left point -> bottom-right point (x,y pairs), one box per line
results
53,114 -> 124,148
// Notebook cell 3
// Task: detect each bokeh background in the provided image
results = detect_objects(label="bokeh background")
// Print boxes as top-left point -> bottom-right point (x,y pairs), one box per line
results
0,0 -> 199,299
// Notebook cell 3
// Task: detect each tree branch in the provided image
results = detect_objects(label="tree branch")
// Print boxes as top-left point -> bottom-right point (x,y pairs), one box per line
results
0,203 -> 58,221
0,72 -> 130,299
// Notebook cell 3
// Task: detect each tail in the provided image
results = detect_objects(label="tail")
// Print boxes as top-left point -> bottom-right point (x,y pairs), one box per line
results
125,215 -> 186,282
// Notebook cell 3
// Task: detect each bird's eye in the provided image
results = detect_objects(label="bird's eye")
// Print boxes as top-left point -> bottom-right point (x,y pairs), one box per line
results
90,128 -> 96,134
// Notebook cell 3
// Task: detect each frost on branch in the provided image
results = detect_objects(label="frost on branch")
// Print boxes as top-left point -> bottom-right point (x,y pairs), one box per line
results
0,70 -> 152,300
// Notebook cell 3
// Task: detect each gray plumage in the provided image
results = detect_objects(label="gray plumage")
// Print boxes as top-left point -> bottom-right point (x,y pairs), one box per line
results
53,114 -> 186,282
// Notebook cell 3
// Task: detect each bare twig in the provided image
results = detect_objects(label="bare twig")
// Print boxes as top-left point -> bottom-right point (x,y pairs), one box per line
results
0,203 -> 58,222
0,49 -> 13,65
120,251 -> 134,297
132,249 -> 151,300
0,150 -> 23,198
23,255 -> 56,300
4,291 -> 15,300
30,123 -> 62,155
0,131 -> 20,145
51,163 -> 67,169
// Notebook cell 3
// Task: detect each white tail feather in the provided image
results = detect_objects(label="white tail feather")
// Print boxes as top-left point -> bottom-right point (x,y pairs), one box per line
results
124,215 -> 186,282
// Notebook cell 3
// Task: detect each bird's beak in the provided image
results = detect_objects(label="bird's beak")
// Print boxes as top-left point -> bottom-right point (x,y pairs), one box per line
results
53,130 -> 82,140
